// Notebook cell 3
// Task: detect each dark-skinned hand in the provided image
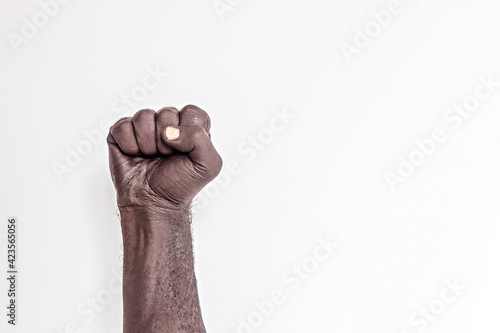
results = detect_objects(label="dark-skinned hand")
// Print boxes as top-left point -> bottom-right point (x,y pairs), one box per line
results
107,105 -> 223,209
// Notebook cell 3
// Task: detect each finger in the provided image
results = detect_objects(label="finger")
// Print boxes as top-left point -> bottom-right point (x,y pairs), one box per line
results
156,107 -> 179,155
132,109 -> 157,156
162,125 -> 222,179
109,118 -> 140,156
178,104 -> 211,137
106,132 -> 137,187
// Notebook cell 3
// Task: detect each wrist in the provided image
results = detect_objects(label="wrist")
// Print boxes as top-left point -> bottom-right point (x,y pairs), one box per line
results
118,202 -> 192,256
117,201 -> 191,224
116,189 -> 192,212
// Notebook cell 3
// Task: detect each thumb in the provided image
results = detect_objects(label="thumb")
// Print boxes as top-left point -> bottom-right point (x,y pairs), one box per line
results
162,125 -> 223,179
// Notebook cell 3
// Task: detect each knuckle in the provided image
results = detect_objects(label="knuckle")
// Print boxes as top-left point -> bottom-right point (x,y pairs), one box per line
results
132,110 -> 156,138
117,116 -> 132,123
110,117 -> 131,135
158,106 -> 179,114
132,108 -> 155,122
181,105 -> 211,127
182,104 -> 201,112
156,107 -> 179,124
157,107 -> 178,118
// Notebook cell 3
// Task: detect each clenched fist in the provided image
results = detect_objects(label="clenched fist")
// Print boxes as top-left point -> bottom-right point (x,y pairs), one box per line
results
107,105 -> 222,333
107,105 -> 223,208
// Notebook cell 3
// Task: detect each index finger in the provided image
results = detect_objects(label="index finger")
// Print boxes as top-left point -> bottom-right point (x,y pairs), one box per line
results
178,104 -> 211,136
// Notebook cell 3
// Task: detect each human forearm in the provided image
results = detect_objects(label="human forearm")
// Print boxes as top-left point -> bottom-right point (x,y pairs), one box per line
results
120,205 -> 206,333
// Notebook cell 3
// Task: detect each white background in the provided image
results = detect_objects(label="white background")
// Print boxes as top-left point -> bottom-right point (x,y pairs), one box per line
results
1,0 -> 500,332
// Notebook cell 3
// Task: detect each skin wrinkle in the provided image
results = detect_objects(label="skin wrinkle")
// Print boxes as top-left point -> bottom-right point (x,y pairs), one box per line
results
108,106 -> 221,333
